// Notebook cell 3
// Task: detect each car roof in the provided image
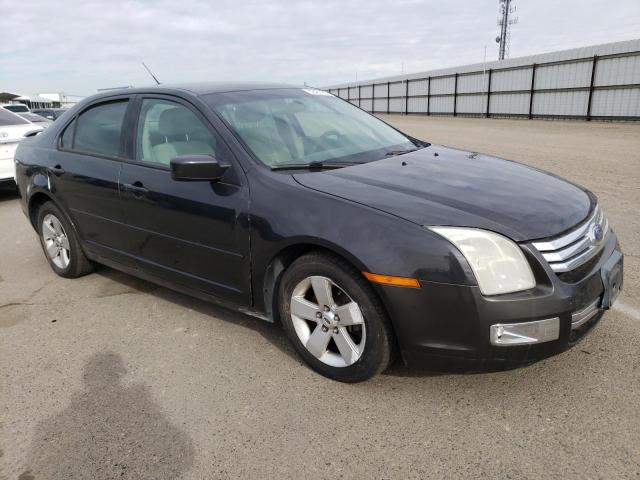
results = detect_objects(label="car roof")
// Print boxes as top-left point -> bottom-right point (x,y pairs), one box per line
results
88,82 -> 301,101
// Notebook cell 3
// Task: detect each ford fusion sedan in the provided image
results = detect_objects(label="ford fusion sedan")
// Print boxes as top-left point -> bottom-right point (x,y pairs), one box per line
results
14,83 -> 623,382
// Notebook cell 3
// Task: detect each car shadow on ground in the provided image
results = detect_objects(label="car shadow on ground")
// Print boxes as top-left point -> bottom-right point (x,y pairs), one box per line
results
94,266 -> 494,379
0,184 -> 20,202
94,266 -> 301,364
17,352 -> 195,480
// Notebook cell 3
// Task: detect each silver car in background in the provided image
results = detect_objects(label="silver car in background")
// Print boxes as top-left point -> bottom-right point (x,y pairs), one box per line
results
0,109 -> 43,186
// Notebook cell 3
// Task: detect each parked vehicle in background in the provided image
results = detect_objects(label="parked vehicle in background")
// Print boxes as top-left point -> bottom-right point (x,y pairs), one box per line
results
13,83 -> 623,382
1,103 -> 31,114
16,112 -> 53,128
32,108 -> 66,121
0,109 -> 43,186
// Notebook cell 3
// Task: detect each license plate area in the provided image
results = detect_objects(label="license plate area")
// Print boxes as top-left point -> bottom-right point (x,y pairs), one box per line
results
600,250 -> 623,309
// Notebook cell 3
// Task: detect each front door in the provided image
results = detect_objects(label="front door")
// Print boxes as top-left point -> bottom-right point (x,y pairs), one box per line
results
119,96 -> 250,305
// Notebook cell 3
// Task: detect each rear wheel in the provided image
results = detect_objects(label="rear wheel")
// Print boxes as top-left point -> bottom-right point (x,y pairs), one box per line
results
37,202 -> 94,278
279,252 -> 394,382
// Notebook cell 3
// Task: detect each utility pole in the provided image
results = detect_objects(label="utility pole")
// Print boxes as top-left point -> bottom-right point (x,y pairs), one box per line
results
496,0 -> 518,60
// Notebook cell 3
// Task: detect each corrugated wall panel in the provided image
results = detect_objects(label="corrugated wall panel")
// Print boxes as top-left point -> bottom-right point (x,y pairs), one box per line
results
407,96 -> 428,113
533,91 -> 589,116
373,98 -> 387,111
408,79 -> 428,96
430,76 -> 455,94
360,85 -> 373,98
373,85 -> 388,98
457,94 -> 486,114
389,82 -> 405,97
490,93 -> 529,114
535,61 -> 592,89
359,99 -> 373,111
491,68 -> 532,91
430,96 -> 454,113
595,55 -> 640,86
457,73 -> 488,93
389,98 -> 404,112
590,88 -> 640,116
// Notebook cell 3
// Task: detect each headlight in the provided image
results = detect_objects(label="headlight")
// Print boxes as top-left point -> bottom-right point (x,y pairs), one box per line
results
429,227 -> 536,295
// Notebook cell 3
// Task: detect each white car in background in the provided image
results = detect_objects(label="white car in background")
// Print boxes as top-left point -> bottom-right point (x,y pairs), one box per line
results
0,108 -> 43,187
1,103 -> 31,114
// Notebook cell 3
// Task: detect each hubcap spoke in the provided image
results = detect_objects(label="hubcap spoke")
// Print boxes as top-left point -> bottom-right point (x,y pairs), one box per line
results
306,326 -> 332,359
59,235 -> 70,250
334,302 -> 364,326
46,241 -> 59,258
290,296 -> 320,322
42,221 -> 56,239
51,217 -> 63,235
311,276 -> 334,308
333,329 -> 361,365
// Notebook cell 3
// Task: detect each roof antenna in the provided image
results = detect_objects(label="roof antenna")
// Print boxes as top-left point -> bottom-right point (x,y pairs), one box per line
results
142,62 -> 161,85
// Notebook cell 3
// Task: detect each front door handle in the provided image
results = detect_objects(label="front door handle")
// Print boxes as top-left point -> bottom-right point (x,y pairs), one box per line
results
50,164 -> 65,176
123,181 -> 149,197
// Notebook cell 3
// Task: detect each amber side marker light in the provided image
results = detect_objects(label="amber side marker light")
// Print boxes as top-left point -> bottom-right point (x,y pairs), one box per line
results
363,272 -> 421,288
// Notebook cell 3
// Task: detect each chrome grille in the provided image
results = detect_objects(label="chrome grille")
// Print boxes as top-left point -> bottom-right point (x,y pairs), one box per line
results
532,206 -> 608,273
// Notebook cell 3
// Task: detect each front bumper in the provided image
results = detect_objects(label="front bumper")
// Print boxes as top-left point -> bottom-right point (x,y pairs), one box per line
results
379,231 -> 622,370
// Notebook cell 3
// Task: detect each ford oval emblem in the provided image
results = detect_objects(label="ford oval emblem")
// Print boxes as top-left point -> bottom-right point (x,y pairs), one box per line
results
592,224 -> 604,243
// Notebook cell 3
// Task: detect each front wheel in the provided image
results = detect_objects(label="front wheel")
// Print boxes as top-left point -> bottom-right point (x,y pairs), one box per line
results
278,252 -> 394,382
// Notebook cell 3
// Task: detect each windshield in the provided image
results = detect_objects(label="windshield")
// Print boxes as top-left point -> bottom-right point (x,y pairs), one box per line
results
18,112 -> 50,123
3,104 -> 29,113
0,108 -> 30,126
205,88 -> 416,167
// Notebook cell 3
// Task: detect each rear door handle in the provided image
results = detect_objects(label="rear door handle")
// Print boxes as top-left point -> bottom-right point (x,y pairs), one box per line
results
50,165 -> 65,175
123,181 -> 149,197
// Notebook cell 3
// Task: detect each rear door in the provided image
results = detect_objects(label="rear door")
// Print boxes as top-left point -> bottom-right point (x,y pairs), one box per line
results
48,96 -> 133,264
118,95 -> 251,305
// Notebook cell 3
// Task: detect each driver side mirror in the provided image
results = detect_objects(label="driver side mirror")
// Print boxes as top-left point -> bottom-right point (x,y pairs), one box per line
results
170,154 -> 230,181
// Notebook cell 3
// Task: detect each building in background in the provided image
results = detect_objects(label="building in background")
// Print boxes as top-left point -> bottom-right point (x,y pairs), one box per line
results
0,91 -> 84,109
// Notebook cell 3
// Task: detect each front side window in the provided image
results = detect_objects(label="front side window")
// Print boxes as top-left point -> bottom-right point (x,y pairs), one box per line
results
72,100 -> 128,157
205,89 -> 415,167
135,98 -> 223,166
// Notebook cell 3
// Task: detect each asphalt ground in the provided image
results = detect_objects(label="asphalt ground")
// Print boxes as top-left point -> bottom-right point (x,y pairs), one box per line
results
1,116 -> 639,479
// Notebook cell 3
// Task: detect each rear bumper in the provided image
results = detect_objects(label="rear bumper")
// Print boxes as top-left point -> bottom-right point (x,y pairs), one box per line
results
380,231 -> 621,370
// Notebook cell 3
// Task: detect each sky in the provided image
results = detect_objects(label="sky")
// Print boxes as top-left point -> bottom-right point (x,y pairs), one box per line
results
1,0 -> 638,96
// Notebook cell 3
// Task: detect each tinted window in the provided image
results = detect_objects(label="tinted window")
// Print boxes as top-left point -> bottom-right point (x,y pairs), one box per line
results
60,119 -> 76,149
0,108 -> 29,126
73,101 -> 128,157
136,98 -> 225,166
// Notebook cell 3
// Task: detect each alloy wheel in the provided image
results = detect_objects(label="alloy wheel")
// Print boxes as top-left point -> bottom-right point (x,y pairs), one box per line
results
42,213 -> 71,269
289,275 -> 366,367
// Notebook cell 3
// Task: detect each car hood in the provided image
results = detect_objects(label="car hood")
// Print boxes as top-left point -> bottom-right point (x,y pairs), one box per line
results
293,145 -> 593,242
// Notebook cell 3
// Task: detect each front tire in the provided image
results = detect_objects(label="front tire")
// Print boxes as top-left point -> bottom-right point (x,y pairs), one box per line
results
37,201 -> 94,278
278,252 -> 394,382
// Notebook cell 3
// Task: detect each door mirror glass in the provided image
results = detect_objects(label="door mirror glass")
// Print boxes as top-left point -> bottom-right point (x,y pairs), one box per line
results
170,154 -> 230,181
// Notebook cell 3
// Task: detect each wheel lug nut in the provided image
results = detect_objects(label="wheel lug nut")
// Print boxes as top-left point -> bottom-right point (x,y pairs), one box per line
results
334,315 -> 340,322
333,327 -> 339,334
316,312 -> 322,319
321,325 -> 328,332
323,306 -> 330,312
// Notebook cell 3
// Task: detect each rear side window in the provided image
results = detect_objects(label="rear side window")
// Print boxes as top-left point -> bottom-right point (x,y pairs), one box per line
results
60,119 -> 76,149
72,100 -> 128,157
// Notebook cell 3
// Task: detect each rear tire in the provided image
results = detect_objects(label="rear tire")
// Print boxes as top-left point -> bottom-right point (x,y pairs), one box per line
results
278,252 -> 394,382
37,201 -> 94,278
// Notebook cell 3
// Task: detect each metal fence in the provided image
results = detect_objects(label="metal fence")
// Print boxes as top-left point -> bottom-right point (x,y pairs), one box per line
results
326,42 -> 640,121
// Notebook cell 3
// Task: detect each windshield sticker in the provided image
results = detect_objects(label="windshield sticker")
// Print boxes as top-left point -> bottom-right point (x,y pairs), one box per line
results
302,88 -> 332,96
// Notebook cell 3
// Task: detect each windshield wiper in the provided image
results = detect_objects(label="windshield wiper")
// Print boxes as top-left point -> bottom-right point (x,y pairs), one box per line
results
270,161 -> 356,170
383,147 -> 420,157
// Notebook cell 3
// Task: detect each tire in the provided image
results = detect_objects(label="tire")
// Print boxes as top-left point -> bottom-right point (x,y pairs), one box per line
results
36,201 -> 94,278
278,251 -> 394,382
